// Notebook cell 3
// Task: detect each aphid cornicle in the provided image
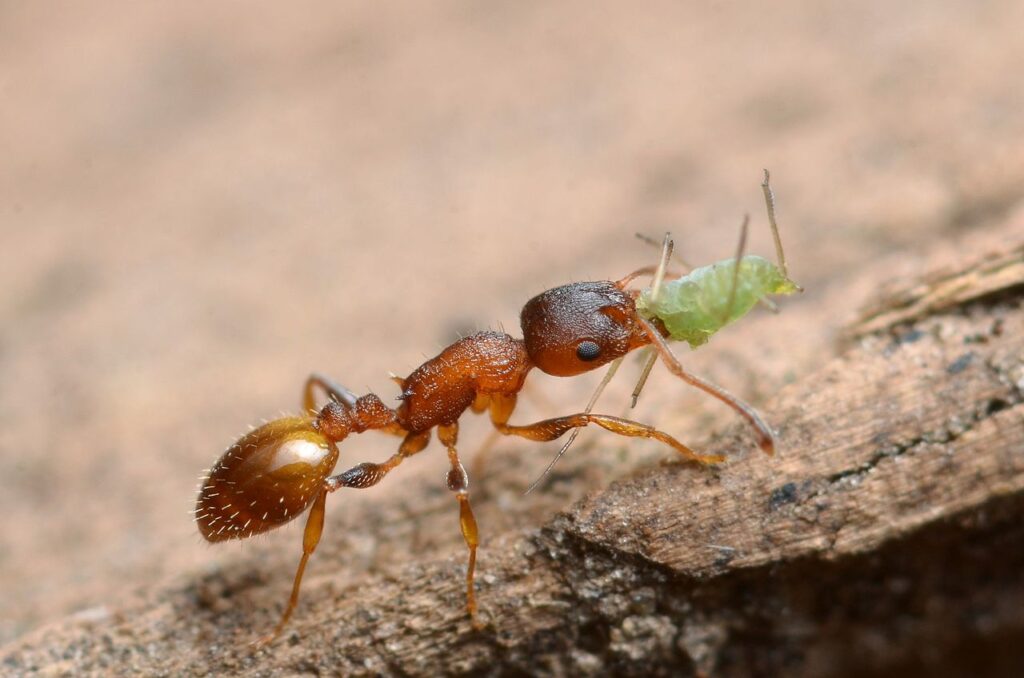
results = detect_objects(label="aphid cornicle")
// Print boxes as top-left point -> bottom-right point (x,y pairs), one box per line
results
195,170 -> 800,647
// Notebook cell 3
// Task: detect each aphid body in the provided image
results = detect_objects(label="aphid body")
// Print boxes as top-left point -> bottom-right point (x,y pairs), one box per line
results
636,254 -> 800,348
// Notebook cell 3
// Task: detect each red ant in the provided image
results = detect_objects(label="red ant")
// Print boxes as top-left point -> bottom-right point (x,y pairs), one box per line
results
195,172 -> 797,646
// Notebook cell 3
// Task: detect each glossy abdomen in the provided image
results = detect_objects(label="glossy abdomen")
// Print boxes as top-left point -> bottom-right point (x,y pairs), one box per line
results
196,417 -> 339,542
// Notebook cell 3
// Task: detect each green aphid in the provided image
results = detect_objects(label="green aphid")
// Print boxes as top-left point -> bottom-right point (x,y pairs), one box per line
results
636,255 -> 800,348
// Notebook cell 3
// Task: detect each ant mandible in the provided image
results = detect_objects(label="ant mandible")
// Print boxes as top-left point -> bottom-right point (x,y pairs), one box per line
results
195,171 -> 800,646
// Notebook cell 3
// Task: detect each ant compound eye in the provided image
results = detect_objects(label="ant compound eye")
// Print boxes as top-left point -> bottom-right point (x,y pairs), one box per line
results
576,340 -> 602,362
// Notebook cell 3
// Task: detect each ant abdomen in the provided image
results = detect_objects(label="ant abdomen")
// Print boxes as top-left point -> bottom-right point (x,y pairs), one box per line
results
196,417 -> 339,542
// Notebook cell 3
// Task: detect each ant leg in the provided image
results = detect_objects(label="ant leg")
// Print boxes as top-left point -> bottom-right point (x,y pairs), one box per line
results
303,372 -> 358,414
498,415 -> 723,464
470,393 -> 490,414
466,394 -> 500,478
253,488 -> 327,648
438,423 -> 483,628
325,429 -> 431,490
616,266 -> 688,289
638,317 -> 776,455
489,394 -> 723,465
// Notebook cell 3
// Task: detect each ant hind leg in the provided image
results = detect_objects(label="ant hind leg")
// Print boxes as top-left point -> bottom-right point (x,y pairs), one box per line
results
253,488 -> 328,648
303,372 -> 358,414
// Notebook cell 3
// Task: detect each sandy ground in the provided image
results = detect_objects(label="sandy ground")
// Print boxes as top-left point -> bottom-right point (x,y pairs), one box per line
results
2,0 -> 1024,659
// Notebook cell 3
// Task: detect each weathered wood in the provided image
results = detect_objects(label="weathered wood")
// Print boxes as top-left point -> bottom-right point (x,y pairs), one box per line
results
3,230 -> 1023,677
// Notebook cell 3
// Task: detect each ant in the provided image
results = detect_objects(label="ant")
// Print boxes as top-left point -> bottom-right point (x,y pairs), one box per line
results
195,170 -> 800,646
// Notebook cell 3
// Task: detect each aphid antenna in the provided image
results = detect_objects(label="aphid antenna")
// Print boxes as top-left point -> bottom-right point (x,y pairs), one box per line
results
762,168 -> 801,292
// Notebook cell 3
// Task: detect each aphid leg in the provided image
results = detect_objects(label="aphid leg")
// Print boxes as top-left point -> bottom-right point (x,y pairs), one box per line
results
629,235 -> 673,408
721,214 -> 750,326
630,350 -> 658,408
438,423 -> 484,629
491,399 -> 724,466
303,372 -> 358,414
618,234 -> 687,290
253,488 -> 328,648
638,317 -> 776,455
324,429 -> 431,491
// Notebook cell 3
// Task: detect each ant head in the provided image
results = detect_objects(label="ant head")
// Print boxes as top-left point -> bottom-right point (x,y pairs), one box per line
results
520,281 -> 648,376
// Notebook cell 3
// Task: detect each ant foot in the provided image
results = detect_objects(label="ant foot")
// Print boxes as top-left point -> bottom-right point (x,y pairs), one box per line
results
468,609 -> 487,632
250,624 -> 289,650
660,451 -> 726,467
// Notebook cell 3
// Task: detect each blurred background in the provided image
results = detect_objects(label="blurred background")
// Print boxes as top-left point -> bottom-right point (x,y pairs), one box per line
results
2,0 -> 1024,647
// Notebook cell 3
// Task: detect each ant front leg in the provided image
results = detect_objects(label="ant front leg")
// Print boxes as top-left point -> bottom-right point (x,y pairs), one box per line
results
488,394 -> 724,465
638,318 -> 776,455
437,422 -> 483,629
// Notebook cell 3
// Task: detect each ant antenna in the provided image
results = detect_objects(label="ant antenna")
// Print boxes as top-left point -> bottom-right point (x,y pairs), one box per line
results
721,214 -> 750,326
524,356 -> 623,495
630,233 -> 673,408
